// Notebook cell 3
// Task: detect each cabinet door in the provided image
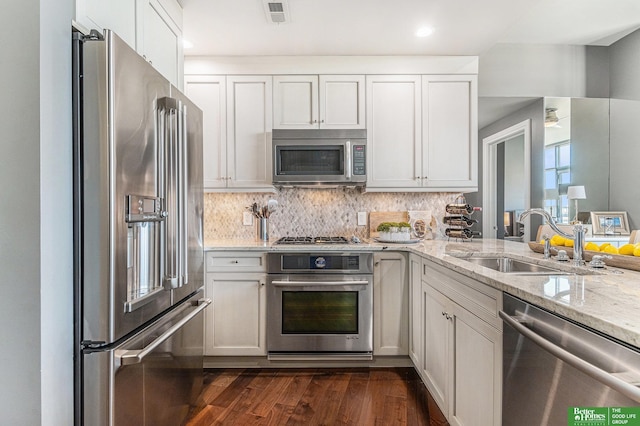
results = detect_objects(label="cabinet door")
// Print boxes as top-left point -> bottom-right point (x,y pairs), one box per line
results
136,0 -> 183,87
226,76 -> 273,188
273,75 -> 318,129
423,281 -> 451,418
204,273 -> 266,356
185,76 -> 227,189
408,254 -> 423,367
366,75 -> 422,188
373,252 -> 408,356
450,303 -> 501,426
75,0 -> 136,48
319,75 -> 365,129
422,75 -> 477,190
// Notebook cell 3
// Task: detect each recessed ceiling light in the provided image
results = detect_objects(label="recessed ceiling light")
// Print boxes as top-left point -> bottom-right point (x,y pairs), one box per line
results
416,27 -> 434,37
183,39 -> 193,49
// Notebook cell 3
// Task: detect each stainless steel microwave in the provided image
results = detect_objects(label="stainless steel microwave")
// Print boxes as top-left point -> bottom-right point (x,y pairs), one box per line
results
272,129 -> 367,187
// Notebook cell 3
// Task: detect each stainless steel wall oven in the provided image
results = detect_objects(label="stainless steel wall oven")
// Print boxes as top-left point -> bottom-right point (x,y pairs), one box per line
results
267,252 -> 373,360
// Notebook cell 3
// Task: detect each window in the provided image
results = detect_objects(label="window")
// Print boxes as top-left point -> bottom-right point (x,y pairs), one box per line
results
543,141 -> 571,223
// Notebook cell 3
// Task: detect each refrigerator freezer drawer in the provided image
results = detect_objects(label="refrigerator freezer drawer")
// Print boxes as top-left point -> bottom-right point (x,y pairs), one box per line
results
83,294 -> 210,426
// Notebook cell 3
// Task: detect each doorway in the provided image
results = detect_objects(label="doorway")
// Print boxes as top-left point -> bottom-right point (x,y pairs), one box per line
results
482,120 -> 531,241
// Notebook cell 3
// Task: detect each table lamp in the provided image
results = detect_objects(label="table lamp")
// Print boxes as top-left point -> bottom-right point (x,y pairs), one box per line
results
567,185 -> 586,224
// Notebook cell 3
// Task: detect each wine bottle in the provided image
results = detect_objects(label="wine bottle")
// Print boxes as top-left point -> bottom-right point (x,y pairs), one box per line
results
442,215 -> 478,227
445,203 -> 482,215
445,228 -> 481,239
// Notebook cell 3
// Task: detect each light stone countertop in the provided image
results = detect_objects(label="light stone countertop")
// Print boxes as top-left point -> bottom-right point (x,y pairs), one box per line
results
205,238 -> 640,349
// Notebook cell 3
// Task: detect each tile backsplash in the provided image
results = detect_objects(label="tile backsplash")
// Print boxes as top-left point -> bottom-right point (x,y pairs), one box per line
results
204,188 -> 464,240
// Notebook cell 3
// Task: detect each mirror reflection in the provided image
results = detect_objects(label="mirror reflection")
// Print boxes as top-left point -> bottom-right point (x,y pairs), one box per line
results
542,97 -> 610,224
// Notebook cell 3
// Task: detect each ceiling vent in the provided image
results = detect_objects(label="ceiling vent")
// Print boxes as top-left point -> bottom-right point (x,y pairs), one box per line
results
263,0 -> 290,24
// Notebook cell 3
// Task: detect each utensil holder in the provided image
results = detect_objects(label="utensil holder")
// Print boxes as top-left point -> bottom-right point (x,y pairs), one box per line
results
256,218 -> 269,241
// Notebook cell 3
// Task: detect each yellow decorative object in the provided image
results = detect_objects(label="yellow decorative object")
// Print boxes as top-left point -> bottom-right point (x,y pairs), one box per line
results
618,244 -> 636,256
584,242 -> 600,252
599,242 -> 612,251
603,245 -> 619,255
565,239 -> 574,247
550,235 -> 566,246
634,246 -> 640,257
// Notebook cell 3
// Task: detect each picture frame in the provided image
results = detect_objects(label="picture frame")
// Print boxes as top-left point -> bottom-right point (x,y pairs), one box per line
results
590,211 -> 630,235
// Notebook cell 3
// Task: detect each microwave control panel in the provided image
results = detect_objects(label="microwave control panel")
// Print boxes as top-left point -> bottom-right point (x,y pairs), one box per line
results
353,145 -> 366,175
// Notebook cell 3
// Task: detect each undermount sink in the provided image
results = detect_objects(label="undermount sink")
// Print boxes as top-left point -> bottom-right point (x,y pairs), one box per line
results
458,256 -> 572,275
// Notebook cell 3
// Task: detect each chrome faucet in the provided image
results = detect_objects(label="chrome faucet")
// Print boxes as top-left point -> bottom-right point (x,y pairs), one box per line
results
518,208 -> 586,266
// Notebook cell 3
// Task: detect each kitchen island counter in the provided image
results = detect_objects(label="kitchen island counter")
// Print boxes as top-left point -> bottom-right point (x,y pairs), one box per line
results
205,238 -> 640,348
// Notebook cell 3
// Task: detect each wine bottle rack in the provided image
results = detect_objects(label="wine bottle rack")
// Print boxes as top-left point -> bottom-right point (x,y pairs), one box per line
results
443,196 -> 481,241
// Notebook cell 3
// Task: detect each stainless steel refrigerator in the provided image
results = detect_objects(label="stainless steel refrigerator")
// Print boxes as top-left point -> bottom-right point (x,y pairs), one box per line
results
72,29 -> 209,426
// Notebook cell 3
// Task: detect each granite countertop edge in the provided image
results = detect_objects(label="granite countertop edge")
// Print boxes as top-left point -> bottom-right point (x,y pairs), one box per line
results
204,238 -> 640,349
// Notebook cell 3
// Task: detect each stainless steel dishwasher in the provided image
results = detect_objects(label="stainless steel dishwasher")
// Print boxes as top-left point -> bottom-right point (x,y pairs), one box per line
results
501,293 -> 640,426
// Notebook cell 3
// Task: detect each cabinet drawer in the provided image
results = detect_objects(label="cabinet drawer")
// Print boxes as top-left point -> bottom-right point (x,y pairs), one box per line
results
206,252 -> 266,273
422,259 -> 501,329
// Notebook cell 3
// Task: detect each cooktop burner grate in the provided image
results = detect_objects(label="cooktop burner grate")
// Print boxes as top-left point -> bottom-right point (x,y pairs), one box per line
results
274,236 -> 349,245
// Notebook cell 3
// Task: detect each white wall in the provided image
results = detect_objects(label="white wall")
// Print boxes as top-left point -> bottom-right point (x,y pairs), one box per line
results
0,0 -> 74,425
479,44 -> 589,98
609,28 -> 640,230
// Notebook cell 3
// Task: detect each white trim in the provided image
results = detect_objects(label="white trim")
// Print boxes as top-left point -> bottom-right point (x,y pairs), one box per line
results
184,56 -> 479,75
482,120 -> 531,241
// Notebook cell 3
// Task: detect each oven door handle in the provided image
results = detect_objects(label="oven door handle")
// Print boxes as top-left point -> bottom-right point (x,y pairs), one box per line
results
271,280 -> 370,287
499,310 -> 640,403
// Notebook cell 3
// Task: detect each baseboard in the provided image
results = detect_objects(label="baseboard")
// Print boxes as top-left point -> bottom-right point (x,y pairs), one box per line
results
204,355 -> 414,369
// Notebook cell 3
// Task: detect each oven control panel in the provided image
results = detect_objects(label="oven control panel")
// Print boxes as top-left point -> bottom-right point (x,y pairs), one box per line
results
269,253 -> 373,274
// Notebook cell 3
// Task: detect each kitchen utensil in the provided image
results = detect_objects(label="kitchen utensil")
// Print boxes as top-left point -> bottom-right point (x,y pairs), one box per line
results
257,218 -> 269,241
267,199 -> 278,214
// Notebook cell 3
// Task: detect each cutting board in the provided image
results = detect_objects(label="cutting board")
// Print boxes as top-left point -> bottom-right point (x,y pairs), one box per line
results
369,211 -> 409,238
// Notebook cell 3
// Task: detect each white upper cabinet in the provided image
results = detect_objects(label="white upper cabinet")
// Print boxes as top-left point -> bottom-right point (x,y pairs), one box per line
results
74,0 -> 137,48
136,0 -> 184,88
184,75 -> 275,192
273,75 -> 365,129
184,75 -> 227,190
366,75 -> 422,189
74,0 -> 184,88
422,75 -> 477,190
226,76 -> 274,189
366,74 -> 477,192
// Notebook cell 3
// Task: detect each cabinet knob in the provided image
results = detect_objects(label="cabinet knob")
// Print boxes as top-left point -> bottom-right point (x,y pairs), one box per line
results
231,260 -> 239,264
374,261 -> 380,267
415,177 -> 421,180
260,282 -> 265,286
321,119 -> 325,123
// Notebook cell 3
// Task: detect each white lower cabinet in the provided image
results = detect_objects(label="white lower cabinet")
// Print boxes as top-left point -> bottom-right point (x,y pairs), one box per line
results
373,252 -> 408,355
419,259 -> 502,426
204,252 -> 267,356
409,254 -> 423,366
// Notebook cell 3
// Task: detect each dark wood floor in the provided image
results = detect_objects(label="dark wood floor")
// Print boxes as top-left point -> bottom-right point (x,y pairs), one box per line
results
185,367 -> 448,426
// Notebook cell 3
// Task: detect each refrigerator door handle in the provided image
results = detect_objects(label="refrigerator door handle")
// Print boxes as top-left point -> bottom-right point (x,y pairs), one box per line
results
178,102 -> 188,286
117,298 -> 211,366
158,97 -> 181,289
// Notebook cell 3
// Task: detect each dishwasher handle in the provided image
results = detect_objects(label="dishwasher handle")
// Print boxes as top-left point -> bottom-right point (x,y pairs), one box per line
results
499,310 -> 640,403
118,298 -> 211,366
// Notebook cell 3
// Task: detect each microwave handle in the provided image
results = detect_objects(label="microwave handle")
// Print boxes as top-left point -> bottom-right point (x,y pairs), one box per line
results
345,140 -> 352,180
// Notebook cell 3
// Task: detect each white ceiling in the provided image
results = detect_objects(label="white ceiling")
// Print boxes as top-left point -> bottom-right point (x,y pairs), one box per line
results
182,0 -> 640,57
181,0 -> 640,128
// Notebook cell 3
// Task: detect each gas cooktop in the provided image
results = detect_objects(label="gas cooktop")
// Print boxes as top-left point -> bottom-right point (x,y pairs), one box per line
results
274,236 -> 350,245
